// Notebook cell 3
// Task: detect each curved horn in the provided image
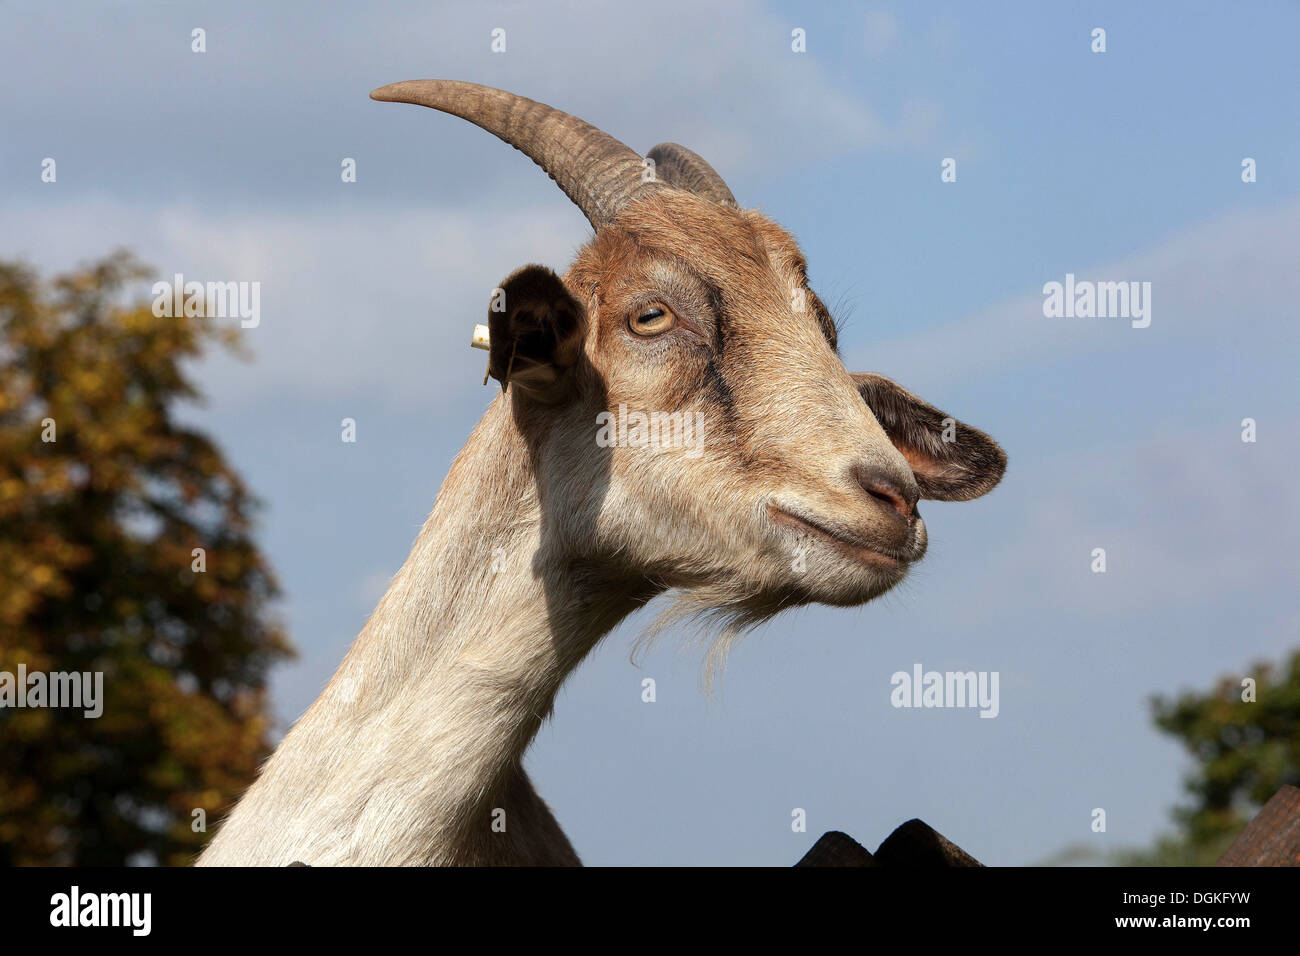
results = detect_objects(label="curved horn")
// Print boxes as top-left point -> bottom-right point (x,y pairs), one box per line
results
646,142 -> 738,207
370,79 -> 663,229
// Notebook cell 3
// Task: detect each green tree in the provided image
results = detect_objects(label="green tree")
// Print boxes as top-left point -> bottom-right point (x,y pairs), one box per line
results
0,252 -> 292,865
1038,649 -> 1300,866
1114,650 -> 1300,866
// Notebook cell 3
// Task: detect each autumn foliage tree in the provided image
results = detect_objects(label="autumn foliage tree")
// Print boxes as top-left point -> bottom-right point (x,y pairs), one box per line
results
0,252 -> 292,865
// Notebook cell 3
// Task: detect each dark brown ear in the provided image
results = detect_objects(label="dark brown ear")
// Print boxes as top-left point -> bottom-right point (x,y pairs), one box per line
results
853,373 -> 1007,501
487,265 -> 585,403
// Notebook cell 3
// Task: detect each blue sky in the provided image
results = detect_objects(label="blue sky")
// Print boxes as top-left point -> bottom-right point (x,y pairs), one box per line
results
2,1 -> 1297,865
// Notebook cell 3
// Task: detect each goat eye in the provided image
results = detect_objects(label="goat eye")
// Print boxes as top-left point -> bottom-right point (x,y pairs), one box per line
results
629,305 -> 674,336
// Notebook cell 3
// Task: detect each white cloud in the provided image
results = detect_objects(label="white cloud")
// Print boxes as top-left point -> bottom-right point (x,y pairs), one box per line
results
939,420 -> 1300,625
0,0 -> 959,412
0,0 -> 922,201
440,0 -> 901,174
1,197 -> 585,408
848,199 -> 1300,393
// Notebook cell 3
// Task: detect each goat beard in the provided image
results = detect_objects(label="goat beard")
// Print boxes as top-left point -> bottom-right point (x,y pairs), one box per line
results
631,576 -> 811,692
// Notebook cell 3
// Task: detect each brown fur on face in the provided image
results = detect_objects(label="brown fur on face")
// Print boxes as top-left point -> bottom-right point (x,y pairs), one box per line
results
492,189 -> 1006,652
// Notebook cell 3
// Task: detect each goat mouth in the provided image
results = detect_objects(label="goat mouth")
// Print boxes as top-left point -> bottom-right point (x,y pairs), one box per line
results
767,504 -> 917,570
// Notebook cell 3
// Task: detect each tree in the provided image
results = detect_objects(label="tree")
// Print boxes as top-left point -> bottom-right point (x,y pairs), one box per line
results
1037,649 -> 1300,866
0,252 -> 292,865
1113,650 -> 1300,866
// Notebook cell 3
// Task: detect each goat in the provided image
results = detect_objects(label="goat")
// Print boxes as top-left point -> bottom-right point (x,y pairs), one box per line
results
196,80 -> 1006,866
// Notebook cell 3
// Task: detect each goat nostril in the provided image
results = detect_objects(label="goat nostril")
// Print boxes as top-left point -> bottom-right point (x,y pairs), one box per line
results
868,485 -> 905,514
854,466 -> 918,520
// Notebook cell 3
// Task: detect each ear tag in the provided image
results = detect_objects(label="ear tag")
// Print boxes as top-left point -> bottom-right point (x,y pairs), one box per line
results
471,324 -> 491,385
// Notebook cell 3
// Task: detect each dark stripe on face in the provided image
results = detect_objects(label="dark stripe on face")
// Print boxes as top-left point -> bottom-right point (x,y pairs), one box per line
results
702,353 -> 737,426
705,282 -> 730,358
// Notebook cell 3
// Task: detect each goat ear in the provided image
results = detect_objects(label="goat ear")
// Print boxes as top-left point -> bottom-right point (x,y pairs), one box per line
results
853,372 -> 1007,501
488,265 -> 585,403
